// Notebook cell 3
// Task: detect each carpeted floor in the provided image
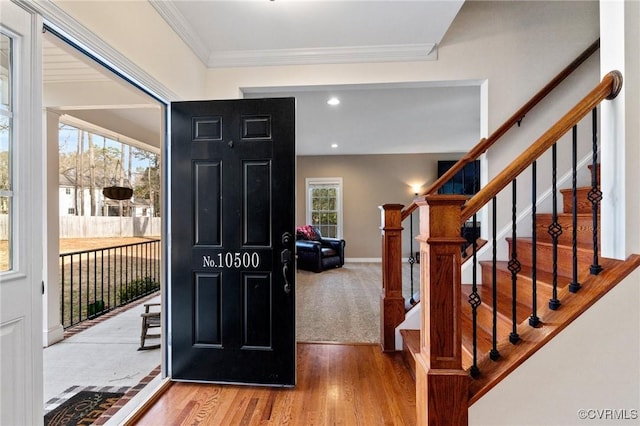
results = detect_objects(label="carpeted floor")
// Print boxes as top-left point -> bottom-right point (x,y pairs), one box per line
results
295,262 -> 416,343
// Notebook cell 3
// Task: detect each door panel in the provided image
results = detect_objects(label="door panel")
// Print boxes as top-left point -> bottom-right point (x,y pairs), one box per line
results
170,98 -> 295,386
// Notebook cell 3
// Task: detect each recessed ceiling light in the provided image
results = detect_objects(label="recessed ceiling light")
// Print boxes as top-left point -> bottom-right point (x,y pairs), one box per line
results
331,143 -> 338,149
327,97 -> 340,106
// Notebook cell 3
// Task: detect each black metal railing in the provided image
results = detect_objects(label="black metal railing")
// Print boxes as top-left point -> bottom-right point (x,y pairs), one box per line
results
59,239 -> 161,328
463,105 -> 606,376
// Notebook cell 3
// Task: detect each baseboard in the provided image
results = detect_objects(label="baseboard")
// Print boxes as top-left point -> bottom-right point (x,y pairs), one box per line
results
43,324 -> 64,347
345,258 -> 381,263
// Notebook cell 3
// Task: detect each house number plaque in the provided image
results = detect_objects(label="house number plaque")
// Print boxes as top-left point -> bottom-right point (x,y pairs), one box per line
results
202,252 -> 261,269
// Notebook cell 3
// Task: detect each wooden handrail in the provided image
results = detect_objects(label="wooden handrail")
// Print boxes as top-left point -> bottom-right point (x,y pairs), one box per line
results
461,70 -> 622,223
401,39 -> 600,222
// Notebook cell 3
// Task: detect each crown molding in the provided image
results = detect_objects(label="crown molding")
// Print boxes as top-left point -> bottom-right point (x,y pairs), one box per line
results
20,0 -> 179,103
208,43 -> 438,68
148,0 -> 210,66
148,0 -> 438,68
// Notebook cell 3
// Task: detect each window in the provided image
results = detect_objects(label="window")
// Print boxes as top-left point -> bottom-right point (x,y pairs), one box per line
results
0,32 -> 13,272
306,177 -> 343,238
65,187 -> 71,195
67,208 -> 75,215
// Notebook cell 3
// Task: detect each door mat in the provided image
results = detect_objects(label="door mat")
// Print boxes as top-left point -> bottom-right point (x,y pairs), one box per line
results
44,391 -> 124,426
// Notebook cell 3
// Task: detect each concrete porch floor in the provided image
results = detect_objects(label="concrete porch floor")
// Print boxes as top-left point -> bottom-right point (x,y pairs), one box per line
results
43,294 -> 162,420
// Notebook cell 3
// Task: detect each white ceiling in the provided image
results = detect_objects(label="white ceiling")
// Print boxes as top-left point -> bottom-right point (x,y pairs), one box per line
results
245,82 -> 480,155
43,0 -> 480,156
150,0 -> 464,67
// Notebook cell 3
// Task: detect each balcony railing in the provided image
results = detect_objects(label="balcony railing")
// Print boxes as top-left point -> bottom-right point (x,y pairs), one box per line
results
59,239 -> 161,328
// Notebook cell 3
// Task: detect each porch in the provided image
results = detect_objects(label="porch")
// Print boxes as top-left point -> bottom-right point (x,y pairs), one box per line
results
44,293 -> 162,425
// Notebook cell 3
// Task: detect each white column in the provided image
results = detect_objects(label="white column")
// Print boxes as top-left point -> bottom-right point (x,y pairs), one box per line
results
600,0 -> 640,259
43,109 -> 64,346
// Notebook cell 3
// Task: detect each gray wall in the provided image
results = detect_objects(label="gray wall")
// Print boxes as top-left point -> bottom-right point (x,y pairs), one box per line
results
296,153 -> 460,259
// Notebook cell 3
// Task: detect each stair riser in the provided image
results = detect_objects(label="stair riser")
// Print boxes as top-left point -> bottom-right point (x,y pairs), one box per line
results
507,239 -> 594,281
461,292 -> 512,338
535,214 -> 599,246
560,187 -> 600,215
481,266 -> 553,304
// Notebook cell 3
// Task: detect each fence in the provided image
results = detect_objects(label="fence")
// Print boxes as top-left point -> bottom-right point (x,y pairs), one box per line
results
59,216 -> 161,238
60,239 -> 161,328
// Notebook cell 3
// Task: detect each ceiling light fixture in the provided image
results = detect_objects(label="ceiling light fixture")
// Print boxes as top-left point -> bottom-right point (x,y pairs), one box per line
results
331,143 -> 338,149
327,97 -> 340,106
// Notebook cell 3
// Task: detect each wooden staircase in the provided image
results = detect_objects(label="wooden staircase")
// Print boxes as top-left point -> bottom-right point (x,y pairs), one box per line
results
400,161 -> 640,407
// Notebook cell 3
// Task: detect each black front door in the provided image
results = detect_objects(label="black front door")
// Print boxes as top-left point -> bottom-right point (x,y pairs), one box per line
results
170,98 -> 296,386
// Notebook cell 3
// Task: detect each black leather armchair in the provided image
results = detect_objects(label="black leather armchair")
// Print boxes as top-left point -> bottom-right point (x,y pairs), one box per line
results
295,226 -> 345,273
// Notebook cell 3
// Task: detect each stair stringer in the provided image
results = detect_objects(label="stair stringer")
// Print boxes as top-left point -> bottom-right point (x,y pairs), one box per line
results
469,263 -> 640,426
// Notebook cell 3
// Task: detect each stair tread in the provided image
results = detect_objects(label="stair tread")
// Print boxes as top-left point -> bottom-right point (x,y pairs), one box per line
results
399,329 -> 420,358
536,212 -> 594,217
461,311 -> 494,366
399,329 -> 420,382
506,237 -> 594,252
468,256 -> 640,405
481,260 -> 572,288
559,186 -> 597,193
462,283 -> 532,325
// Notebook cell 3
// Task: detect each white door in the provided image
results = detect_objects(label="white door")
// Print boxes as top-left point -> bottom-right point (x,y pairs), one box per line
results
0,2 -> 44,425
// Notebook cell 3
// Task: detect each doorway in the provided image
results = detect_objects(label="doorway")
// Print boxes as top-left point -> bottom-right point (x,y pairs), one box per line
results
41,27 -> 167,420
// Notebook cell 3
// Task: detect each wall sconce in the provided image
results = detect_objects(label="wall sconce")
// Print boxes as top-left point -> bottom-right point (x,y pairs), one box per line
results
410,183 -> 422,196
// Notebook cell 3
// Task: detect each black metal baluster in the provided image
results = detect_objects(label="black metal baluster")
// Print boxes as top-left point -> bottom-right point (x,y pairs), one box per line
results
100,250 -> 104,313
508,180 -> 521,344
569,125 -> 582,293
70,255 -> 74,326
548,143 -> 562,310
408,208 -> 416,305
126,246 -> 129,299
469,213 -> 481,378
93,251 -> 97,317
107,248 -> 111,311
61,256 -> 66,328
85,252 -> 89,321
119,247 -> 123,304
78,253 -> 82,324
145,243 -> 149,291
529,161 -> 541,327
490,197 -> 500,360
589,107 -> 603,275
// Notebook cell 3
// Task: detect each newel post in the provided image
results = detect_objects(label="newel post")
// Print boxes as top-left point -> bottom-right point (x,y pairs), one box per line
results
415,195 -> 469,425
379,204 -> 405,352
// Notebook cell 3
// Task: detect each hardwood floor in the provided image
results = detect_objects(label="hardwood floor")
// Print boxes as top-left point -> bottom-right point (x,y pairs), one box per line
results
131,343 -> 416,425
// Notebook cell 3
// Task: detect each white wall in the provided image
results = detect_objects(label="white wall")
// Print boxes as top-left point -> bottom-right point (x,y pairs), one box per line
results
469,268 -> 640,426
51,0 -> 207,101
469,2 -> 640,424
205,1 -> 601,238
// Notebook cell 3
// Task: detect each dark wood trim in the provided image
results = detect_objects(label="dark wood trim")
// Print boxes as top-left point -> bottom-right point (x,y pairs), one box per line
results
414,195 -> 469,425
379,204 -> 406,351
